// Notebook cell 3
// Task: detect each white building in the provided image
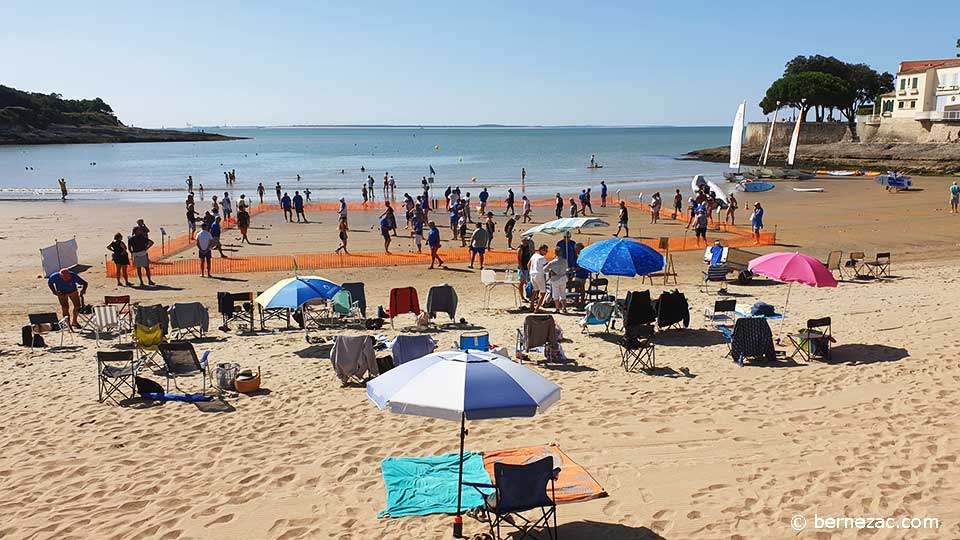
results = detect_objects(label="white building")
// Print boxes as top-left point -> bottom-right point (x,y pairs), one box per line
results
861,58 -> 960,142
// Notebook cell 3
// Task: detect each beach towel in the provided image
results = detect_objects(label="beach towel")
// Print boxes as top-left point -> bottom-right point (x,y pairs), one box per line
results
482,444 -> 607,504
168,302 -> 210,333
378,451 -> 493,518
390,334 -> 436,367
426,284 -> 458,321
654,290 -> 690,328
330,335 -> 378,383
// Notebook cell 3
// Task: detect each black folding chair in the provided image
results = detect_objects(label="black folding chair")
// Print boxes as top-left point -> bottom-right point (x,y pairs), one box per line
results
158,341 -> 211,394
217,291 -> 255,331
465,457 -> 559,540
97,350 -> 139,404
584,276 -> 609,303
704,298 -> 738,329
618,290 -> 657,372
788,317 -> 833,361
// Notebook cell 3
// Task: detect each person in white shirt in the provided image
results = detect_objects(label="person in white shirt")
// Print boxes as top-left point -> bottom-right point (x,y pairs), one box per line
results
521,195 -> 532,223
195,224 -> 214,277
528,244 -> 549,313
544,248 -> 569,313
338,198 -> 348,227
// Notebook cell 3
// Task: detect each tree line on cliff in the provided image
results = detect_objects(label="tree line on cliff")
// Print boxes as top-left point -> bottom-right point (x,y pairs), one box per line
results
0,85 -> 122,129
760,55 -> 894,142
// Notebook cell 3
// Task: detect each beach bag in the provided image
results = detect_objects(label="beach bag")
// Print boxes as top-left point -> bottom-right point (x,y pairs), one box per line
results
751,302 -> 775,317
135,376 -> 164,396
21,325 -> 32,347
365,317 -> 384,330
215,363 -> 241,390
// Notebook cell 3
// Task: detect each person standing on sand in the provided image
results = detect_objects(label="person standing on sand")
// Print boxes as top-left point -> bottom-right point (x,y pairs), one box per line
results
305,188 -> 312,202
673,189 -> 683,219
411,213 -> 424,253
504,215 -> 517,249
257,182 -> 265,204
479,187 -> 489,214
275,182 -> 282,203
48,268 -> 88,328
199,184 -> 205,199
107,233 -> 131,286
694,209 -> 708,246
211,216 -> 226,258
751,202 -> 764,244
128,227 -> 155,287
380,213 -> 393,254
600,181 -> 608,207
335,216 -> 350,255
528,244 -> 549,313
585,188 -> 594,214
545,247 -> 568,314
555,193 -> 564,219
650,192 -> 661,224
221,192 -> 232,221
186,204 -> 198,239
427,221 -> 444,269
614,201 -> 629,237
569,197 -> 579,218
186,175 -> 194,191
484,212 -> 496,249
521,195 -> 532,223
504,188 -> 515,215
469,223 -> 489,269
726,193 -> 738,224
950,182 -> 959,213
237,193 -> 248,213
236,206 -> 251,244
281,192 -> 292,222
338,197 -> 348,226
293,191 -> 306,222
196,223 -> 213,277
521,167 -> 526,190
58,178 -> 68,201
517,238 -> 533,303
362,184 -> 369,204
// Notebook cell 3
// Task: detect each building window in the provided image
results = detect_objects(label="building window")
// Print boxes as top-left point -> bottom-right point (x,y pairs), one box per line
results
912,77 -> 918,89
910,100 -> 916,109
954,73 -> 959,86
898,101 -> 904,109
900,78 -> 906,90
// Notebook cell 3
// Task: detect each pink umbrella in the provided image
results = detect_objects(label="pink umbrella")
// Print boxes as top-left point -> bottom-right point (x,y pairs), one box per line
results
748,252 -> 837,341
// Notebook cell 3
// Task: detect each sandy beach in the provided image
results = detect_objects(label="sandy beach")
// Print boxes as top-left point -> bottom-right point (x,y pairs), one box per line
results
2,175 -> 959,540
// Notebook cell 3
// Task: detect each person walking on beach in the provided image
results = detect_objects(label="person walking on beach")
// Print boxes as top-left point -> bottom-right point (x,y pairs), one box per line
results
600,181 -> 608,207
275,182 -> 282,203
469,223 -> 489,269
186,204 -> 198,239
382,201 -> 398,237
650,192 -> 662,224
751,202 -> 764,244
335,216 -> 350,255
305,188 -> 311,202
199,184 -> 205,199
236,206 -> 250,244
380,213 -> 393,254
293,191 -> 306,222
504,215 -> 517,249
484,212 -> 496,249
444,185 -> 452,210
257,182 -> 265,204
221,192 -> 232,221
281,192 -> 292,222
458,212 -> 468,247
338,197 -> 348,227
58,178 -> 68,201
555,193 -> 564,219
464,191 -> 473,223
362,184 -> 369,204
411,213 -> 424,253
520,195 -> 532,223
224,171 -> 229,184
673,189 -> 683,219
389,175 -> 397,197
128,226 -> 155,287
196,223 -> 214,277
726,193 -> 738,224
614,201 -> 629,237
504,188 -> 515,215
950,182 -> 959,213
694,209 -> 708,246
521,167 -> 527,192
48,268 -> 88,328
367,176 -> 376,201
427,221 -> 444,269
479,187 -> 490,214
107,233 -> 131,286
584,188 -> 594,214
211,217 -> 226,258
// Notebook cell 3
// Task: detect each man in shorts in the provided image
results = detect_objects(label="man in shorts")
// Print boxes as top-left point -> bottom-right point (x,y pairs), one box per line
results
411,214 -> 424,253
950,182 -> 959,213
128,226 -> 155,286
528,244 -> 549,313
196,223 -> 214,277
469,222 -> 489,269
751,202 -> 765,244
47,268 -> 88,328
211,216 -> 226,257
694,209 -> 709,246
516,237 -> 533,303
544,247 -> 569,313
293,191 -> 306,222
427,221 -> 444,269
380,215 -> 393,254
281,192 -> 292,222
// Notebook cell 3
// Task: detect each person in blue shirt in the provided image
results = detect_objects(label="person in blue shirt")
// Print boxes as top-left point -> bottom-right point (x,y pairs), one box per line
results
380,215 -> 392,254
292,191 -> 306,222
556,233 -> 577,266
600,181 -> 608,207
427,220 -> 444,269
280,192 -> 292,222
751,202 -> 765,244
950,181 -> 959,213
478,187 -> 489,214
47,268 -> 88,328
211,216 -> 226,257
411,215 -> 424,253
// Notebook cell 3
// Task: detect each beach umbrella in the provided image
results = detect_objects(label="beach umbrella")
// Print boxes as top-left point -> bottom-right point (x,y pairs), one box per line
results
577,237 -> 665,277
367,349 -> 561,524
254,275 -> 341,309
521,217 -> 609,237
748,251 -> 837,340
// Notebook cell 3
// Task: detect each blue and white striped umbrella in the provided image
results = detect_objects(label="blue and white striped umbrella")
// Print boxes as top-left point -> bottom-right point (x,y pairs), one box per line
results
254,275 -> 341,309
521,217 -> 608,237
367,349 -> 561,518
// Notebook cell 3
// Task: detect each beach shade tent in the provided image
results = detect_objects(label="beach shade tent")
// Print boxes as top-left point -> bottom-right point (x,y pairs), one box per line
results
521,217 -> 609,237
366,349 -> 561,528
254,275 -> 342,310
577,238 -> 665,295
747,252 -> 838,341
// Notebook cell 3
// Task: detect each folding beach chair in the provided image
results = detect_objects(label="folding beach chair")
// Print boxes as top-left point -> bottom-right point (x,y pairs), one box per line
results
516,314 -> 566,364
217,291 -> 255,332
618,290 -> 657,372
654,290 -> 690,331
104,295 -> 134,333
426,284 -> 458,322
300,297 -> 329,341
387,287 -> 421,328
701,264 -> 730,294
822,251 -> 844,279
133,323 -> 166,372
331,290 -> 362,320
584,276 -> 609,303
863,252 -> 891,279
158,341 -> 211,394
330,335 -> 379,385
135,304 -> 169,335
464,457 -> 559,540
97,350 -> 140,404
703,298 -> 738,329
726,317 -> 777,366
168,302 -> 209,340
844,252 -> 866,278
565,278 -> 585,311
390,334 -> 436,367
27,312 -> 72,351
258,295 -> 292,330
90,305 -> 123,347
788,317 -> 833,362
459,331 -> 491,351
578,301 -> 619,334
341,282 -> 367,318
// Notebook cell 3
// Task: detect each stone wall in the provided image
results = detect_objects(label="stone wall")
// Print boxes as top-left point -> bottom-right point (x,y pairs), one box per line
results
857,117 -> 960,143
745,122 -> 850,149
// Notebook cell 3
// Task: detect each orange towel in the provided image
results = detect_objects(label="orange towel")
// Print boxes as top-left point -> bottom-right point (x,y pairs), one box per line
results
483,444 -> 606,504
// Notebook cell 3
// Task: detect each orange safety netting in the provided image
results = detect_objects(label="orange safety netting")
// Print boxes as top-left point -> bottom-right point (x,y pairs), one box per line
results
113,197 -> 774,277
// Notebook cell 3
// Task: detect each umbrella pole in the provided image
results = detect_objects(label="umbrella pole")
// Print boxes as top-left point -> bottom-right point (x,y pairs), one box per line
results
776,282 -> 792,344
454,412 -> 466,537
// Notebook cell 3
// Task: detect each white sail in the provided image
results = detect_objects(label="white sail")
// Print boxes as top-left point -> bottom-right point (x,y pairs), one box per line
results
787,107 -> 803,166
760,106 -> 779,166
729,101 -> 745,170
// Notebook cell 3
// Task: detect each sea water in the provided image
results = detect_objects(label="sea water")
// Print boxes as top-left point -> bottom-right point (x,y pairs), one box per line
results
0,126 -> 729,202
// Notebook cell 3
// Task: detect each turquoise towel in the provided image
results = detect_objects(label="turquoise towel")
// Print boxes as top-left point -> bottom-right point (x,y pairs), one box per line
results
379,451 -> 493,518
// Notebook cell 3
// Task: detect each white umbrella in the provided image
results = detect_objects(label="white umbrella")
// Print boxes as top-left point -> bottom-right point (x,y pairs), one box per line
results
521,217 -> 608,237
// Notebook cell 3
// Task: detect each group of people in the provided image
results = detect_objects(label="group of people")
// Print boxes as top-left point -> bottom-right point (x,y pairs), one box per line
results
106,219 -> 156,287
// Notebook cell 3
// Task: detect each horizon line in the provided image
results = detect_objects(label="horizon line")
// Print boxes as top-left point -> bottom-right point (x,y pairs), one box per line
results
163,123 -> 729,130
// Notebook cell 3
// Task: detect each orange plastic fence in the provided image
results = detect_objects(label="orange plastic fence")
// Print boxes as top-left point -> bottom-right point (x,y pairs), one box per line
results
112,196 -> 774,277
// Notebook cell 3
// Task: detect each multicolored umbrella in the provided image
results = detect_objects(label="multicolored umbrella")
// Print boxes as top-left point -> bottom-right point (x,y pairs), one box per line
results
254,276 -> 341,309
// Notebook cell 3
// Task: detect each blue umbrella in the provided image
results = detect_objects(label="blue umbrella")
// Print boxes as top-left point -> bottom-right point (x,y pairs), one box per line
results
367,350 -> 561,523
577,238 -> 665,277
254,275 -> 341,309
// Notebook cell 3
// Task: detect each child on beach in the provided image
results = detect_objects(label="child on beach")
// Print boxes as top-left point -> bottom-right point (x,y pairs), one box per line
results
650,192 -> 662,224
107,233 -> 131,286
211,217 -> 226,257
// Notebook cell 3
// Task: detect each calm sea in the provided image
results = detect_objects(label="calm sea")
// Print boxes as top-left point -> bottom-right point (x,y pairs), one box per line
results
0,126 -> 729,202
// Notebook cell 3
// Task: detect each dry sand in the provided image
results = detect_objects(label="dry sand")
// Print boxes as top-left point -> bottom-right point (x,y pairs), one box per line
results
1,175 -> 959,539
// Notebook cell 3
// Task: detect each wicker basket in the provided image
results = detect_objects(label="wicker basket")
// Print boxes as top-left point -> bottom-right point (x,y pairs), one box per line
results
234,367 -> 261,393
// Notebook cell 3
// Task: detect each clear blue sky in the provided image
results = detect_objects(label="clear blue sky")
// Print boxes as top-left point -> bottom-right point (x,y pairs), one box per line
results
3,0 -> 957,127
